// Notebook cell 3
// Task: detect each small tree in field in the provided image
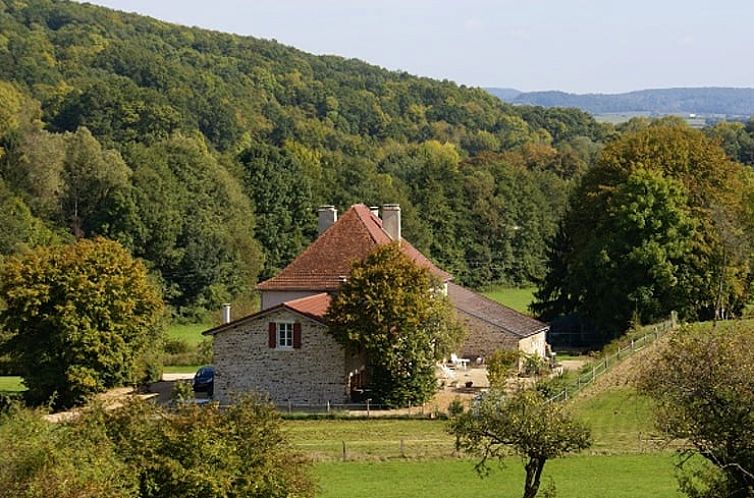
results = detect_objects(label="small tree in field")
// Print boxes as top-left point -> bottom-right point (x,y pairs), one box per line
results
638,322 -> 754,498
326,243 -> 465,407
0,238 -> 164,408
450,389 -> 591,498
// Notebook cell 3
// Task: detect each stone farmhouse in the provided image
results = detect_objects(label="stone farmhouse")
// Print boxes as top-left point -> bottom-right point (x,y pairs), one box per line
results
204,204 -> 548,405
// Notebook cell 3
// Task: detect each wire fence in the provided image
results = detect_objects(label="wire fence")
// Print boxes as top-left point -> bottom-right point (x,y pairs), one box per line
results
547,315 -> 678,403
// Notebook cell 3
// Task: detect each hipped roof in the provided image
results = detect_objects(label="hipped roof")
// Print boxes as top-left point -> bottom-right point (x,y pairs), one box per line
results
257,204 -> 451,291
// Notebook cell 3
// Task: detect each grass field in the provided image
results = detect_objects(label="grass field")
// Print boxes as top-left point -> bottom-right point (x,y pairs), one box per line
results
287,418 -> 453,460
0,376 -> 25,393
481,286 -> 536,314
316,454 -> 682,498
569,388 -> 658,453
167,322 -> 212,347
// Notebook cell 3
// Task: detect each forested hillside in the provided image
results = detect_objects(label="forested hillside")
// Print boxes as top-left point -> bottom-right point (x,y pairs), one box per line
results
0,0 -> 607,316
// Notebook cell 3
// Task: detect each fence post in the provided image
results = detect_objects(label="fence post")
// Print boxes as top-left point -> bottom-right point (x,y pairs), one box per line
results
342,441 -> 347,461
366,398 -> 371,417
592,365 -> 595,383
408,402 -> 412,416
287,400 -> 292,413
564,387 -> 568,401
631,339 -> 635,351
400,438 -> 405,458
327,400 -> 330,413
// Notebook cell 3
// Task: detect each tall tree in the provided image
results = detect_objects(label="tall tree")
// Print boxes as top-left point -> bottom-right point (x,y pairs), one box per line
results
0,238 -> 164,408
325,243 -> 464,407
534,124 -> 754,339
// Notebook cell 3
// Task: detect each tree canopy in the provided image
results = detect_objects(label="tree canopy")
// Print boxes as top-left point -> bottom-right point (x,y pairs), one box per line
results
325,243 -> 465,407
534,123 -> 754,339
0,238 -> 164,407
450,389 -> 591,498
0,0 -> 605,317
638,322 -> 754,498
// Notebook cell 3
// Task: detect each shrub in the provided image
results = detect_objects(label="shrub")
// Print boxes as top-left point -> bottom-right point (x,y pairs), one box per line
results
486,350 -> 520,388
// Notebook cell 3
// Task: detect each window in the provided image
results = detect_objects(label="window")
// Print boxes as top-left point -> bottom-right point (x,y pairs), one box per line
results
277,322 -> 294,348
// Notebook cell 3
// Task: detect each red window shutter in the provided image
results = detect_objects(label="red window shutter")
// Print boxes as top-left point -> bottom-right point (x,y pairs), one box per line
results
293,323 -> 302,349
268,322 -> 276,348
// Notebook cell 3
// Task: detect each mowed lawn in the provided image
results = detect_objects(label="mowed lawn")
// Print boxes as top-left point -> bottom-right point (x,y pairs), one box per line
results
287,418 -> 453,460
316,454 -> 682,498
481,285 -> 536,314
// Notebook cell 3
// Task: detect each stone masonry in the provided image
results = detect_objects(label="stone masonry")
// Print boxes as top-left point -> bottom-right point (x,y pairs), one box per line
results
213,308 -> 351,405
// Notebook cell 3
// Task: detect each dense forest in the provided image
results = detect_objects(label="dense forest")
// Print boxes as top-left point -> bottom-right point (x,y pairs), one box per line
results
0,0 -> 609,317
489,87 -> 754,116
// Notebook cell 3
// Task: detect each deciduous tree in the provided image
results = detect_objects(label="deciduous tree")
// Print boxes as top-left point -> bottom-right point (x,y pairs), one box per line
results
450,389 -> 591,498
638,322 -> 754,498
326,243 -> 464,407
0,238 -> 164,408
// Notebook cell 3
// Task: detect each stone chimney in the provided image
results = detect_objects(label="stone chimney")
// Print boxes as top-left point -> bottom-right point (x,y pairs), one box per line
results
382,204 -> 401,241
222,303 -> 231,324
370,206 -> 380,218
317,205 -> 337,236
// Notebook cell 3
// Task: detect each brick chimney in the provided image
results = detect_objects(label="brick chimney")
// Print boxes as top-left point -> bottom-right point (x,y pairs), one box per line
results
382,204 -> 401,241
317,205 -> 337,236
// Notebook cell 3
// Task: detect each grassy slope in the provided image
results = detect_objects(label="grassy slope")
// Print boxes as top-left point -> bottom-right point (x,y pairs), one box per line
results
569,388 -> 656,453
480,286 -> 536,314
316,454 -> 681,498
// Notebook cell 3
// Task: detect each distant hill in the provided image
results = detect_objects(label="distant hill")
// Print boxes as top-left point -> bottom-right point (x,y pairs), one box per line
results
485,87 -> 522,101
486,87 -> 754,116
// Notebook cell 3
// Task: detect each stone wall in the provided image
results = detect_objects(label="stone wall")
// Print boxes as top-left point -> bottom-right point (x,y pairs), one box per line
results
213,308 -> 351,405
517,330 -> 548,358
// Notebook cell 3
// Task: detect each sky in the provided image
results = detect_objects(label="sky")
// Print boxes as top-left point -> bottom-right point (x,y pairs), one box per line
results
78,0 -> 753,94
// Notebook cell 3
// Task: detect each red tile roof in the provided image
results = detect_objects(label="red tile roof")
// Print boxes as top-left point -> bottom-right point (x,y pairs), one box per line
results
257,204 -> 450,291
285,292 -> 331,322
203,292 -> 331,335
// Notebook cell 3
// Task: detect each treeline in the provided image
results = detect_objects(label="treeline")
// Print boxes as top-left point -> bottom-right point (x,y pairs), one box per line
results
0,0 -> 606,316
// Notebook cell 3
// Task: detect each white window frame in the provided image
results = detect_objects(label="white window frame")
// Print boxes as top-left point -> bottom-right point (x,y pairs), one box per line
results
277,321 -> 294,349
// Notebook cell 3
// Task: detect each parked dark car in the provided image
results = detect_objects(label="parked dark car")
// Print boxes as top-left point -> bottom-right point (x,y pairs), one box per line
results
192,366 -> 214,397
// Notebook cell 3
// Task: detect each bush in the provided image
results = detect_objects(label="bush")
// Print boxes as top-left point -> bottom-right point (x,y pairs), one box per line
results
486,350 -> 520,388
0,395 -> 316,498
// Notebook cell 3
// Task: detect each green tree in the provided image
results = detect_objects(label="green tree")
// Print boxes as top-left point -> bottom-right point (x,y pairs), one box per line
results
325,243 -> 464,407
638,322 -> 754,498
61,127 -> 131,237
535,124 -> 754,339
450,389 -> 591,498
0,238 -> 164,408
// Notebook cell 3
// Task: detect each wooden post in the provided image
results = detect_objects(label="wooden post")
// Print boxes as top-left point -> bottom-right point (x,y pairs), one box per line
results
288,400 -> 292,413
400,438 -> 405,458
592,365 -> 596,383
326,400 -> 330,413
342,441 -> 347,461
564,387 -> 568,401
366,398 -> 371,417
408,402 -> 412,416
